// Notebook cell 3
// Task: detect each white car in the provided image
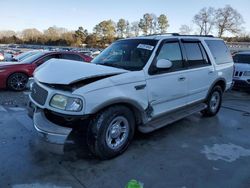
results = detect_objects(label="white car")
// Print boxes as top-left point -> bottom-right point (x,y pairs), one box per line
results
0,51 -> 4,61
29,34 -> 234,159
232,51 -> 250,91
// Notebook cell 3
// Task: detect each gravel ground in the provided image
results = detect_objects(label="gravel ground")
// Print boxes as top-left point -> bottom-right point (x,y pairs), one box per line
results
0,90 -> 30,107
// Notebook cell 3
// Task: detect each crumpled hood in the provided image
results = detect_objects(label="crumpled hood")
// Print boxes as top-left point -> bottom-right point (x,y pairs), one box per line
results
34,59 -> 129,85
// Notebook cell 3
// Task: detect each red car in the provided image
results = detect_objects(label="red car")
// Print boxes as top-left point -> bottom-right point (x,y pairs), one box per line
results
0,51 -> 92,91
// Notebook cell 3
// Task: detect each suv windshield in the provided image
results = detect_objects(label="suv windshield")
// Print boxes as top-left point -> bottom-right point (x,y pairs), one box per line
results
233,54 -> 250,64
92,39 -> 158,71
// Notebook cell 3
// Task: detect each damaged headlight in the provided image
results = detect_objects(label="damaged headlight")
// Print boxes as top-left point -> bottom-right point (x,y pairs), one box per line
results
50,94 -> 83,112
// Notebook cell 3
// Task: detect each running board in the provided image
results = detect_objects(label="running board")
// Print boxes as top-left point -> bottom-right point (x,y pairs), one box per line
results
138,103 -> 207,133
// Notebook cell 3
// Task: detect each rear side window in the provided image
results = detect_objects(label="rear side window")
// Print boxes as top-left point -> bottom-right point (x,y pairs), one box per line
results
60,54 -> 83,62
183,42 -> 210,68
205,40 -> 232,64
233,54 -> 250,64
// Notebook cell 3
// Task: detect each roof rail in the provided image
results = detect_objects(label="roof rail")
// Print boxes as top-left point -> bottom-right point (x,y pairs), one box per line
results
176,34 -> 214,38
144,33 -> 214,38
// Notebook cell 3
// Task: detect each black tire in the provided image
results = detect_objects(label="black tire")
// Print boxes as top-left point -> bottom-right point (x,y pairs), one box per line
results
7,73 -> 28,91
87,105 -> 135,159
201,85 -> 223,117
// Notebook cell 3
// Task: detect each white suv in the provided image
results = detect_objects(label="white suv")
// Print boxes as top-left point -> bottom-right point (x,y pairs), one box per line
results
232,51 -> 250,91
28,34 -> 234,159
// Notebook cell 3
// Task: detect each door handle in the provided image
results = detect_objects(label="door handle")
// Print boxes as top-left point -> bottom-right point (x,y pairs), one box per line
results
208,69 -> 214,74
178,76 -> 186,81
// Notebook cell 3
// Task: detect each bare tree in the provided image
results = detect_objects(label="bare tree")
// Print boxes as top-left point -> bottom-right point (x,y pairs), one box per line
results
0,30 -> 16,39
125,21 -> 131,38
215,5 -> 244,37
44,26 -> 68,41
130,21 -> 140,37
193,7 -> 215,35
139,13 -> 154,35
117,19 -> 127,38
179,25 -> 193,35
150,14 -> 158,34
21,28 -> 42,42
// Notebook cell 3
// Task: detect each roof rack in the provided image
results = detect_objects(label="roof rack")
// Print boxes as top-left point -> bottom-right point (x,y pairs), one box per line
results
144,33 -> 214,38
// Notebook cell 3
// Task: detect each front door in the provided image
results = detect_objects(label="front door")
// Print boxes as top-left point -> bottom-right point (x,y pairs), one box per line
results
145,40 -> 188,117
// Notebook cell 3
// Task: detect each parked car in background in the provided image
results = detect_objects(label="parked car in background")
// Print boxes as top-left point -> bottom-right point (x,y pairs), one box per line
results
232,51 -> 250,91
0,51 -> 5,61
29,34 -> 233,159
0,51 -> 92,91
13,50 -> 41,62
91,50 -> 101,58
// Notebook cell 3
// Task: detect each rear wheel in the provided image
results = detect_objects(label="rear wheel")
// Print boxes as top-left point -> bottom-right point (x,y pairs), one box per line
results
87,105 -> 135,159
201,85 -> 222,117
7,73 -> 28,91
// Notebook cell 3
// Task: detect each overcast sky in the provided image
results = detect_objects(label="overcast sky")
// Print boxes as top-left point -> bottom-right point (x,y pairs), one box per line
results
0,0 -> 249,35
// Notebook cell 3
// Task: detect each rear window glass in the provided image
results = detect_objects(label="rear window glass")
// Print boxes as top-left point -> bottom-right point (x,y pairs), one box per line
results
233,54 -> 250,64
60,54 -> 83,61
205,40 -> 232,64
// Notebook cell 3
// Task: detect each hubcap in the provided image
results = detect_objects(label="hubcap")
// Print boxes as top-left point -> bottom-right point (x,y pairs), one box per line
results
10,74 -> 27,90
106,116 -> 129,150
210,91 -> 220,112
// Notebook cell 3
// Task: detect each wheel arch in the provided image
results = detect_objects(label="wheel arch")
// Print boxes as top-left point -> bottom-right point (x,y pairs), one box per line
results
206,78 -> 226,99
90,98 -> 147,126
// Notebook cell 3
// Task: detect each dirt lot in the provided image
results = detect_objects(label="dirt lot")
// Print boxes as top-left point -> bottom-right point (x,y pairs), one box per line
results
0,90 -> 250,188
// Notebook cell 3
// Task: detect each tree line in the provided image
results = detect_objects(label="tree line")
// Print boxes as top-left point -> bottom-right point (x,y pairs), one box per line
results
0,5 -> 249,48
0,13 -> 169,48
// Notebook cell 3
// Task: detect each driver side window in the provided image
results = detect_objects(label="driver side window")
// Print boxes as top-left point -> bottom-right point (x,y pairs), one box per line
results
157,42 -> 184,71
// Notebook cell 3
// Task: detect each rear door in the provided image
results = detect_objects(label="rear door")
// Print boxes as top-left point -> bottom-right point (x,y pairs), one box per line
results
181,39 -> 215,104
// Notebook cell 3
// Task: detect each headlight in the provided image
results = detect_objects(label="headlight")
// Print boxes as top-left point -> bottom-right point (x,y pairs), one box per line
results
50,94 -> 83,112
244,71 -> 250,76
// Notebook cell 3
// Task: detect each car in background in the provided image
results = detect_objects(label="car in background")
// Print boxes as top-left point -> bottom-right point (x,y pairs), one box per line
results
12,50 -> 41,62
232,51 -> 250,91
0,51 -> 92,91
0,51 -> 4,61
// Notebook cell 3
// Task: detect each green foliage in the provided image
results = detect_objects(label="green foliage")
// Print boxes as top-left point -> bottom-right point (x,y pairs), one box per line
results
158,14 -> 169,34
139,13 -> 154,35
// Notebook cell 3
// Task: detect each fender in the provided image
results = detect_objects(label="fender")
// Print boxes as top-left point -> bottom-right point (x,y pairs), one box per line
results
90,97 -> 148,124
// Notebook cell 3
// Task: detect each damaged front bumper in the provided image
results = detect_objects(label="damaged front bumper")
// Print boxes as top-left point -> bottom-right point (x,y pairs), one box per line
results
29,102 -> 72,144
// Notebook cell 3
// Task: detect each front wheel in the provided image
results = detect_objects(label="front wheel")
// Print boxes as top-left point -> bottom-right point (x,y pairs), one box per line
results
87,105 -> 135,159
7,73 -> 28,91
201,85 -> 223,117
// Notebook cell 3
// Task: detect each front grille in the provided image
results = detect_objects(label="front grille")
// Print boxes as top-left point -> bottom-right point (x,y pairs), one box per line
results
234,71 -> 243,77
31,82 -> 48,105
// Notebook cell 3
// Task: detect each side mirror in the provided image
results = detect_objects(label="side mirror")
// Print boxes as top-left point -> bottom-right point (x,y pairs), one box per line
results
156,59 -> 173,69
